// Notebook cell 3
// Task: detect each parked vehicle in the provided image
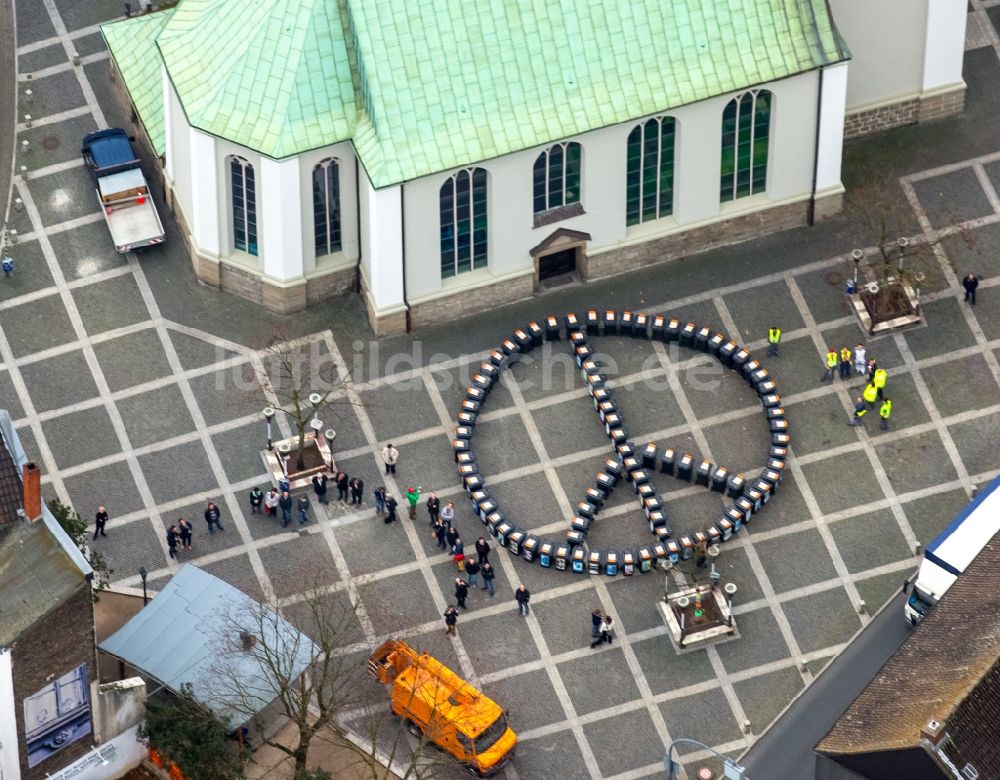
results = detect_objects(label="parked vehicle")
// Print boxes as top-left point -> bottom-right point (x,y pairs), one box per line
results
81,128 -> 165,253
367,639 -> 516,775
905,475 -> 1000,624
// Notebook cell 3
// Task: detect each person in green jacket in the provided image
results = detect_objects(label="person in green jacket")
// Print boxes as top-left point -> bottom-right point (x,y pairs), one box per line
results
405,486 -> 423,520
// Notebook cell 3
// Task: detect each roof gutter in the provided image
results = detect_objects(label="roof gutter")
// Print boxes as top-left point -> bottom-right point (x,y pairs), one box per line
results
805,0 -> 837,227
401,184 -> 411,332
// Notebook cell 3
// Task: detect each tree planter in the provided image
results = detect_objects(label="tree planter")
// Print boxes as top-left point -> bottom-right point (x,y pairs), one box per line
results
259,433 -> 336,491
848,277 -> 922,334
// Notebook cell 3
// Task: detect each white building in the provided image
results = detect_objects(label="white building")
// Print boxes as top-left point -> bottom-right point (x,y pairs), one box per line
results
103,0 -> 967,335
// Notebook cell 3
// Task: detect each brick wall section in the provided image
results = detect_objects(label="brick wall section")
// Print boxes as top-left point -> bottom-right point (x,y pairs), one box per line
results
843,99 -> 920,139
306,265 -> 357,306
408,273 -> 535,330
919,87 -> 966,123
844,85 -> 966,140
587,199 -> 812,281
12,583 -> 98,780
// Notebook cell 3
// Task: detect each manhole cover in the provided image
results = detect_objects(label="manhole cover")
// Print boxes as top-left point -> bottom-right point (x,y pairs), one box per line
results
41,135 -> 61,150
826,270 -> 844,286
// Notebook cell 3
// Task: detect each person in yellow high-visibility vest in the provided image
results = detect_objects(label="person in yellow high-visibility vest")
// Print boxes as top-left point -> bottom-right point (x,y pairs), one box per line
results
873,367 -> 888,400
820,348 -> 838,382
879,398 -> 893,430
839,347 -> 852,379
851,396 -> 868,427
767,327 -> 782,357
863,382 -> 878,406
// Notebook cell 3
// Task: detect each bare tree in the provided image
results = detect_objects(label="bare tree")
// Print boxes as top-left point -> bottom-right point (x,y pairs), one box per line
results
253,332 -> 351,472
845,171 -> 977,328
203,583 -> 467,780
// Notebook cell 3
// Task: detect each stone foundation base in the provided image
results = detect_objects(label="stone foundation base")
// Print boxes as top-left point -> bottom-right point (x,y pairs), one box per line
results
409,272 -> 535,330
165,182 -> 355,315
844,83 -> 966,139
587,196 -> 819,281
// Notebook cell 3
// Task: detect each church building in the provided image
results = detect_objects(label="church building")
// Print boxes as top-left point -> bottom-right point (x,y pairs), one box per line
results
102,0 -> 967,335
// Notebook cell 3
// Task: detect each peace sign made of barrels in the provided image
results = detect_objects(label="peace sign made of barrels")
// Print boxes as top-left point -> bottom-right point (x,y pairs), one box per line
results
451,309 -> 789,576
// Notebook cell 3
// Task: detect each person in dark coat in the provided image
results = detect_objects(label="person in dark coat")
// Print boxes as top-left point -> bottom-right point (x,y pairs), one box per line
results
204,502 -> 224,534
178,518 -> 193,550
94,506 -> 109,539
446,526 -> 460,549
443,606 -> 458,636
249,487 -> 264,514
373,486 -> 386,516
279,491 -> 293,527
455,578 -> 469,609
963,272 -> 979,305
465,557 -> 480,588
426,492 -> 441,525
590,615 -> 614,648
475,537 -> 491,565
385,493 -> 398,524
166,525 -> 179,559
482,563 -> 496,596
335,471 -> 349,502
349,477 -> 364,505
591,609 -> 604,638
312,474 -> 329,505
297,495 -> 310,524
434,519 -> 447,549
515,584 -> 530,616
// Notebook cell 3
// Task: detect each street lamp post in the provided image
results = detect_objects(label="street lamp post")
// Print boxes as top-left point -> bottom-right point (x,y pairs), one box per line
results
262,407 -> 275,451
308,393 -> 323,425
139,566 -> 148,606
324,429 -> 337,471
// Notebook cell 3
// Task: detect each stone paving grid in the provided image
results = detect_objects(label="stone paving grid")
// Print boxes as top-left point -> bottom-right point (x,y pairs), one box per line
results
6,4 -> 1000,778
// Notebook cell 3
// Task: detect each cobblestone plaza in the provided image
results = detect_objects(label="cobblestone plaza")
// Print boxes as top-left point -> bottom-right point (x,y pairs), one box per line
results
6,0 -> 1000,777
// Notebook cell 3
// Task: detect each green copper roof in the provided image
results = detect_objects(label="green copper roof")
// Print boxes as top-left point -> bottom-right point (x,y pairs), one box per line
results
156,0 -> 357,160
101,11 -> 173,155
105,0 -> 847,188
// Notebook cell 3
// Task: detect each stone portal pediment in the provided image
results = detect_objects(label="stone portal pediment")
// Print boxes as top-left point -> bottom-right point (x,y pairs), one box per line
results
529,228 -> 592,257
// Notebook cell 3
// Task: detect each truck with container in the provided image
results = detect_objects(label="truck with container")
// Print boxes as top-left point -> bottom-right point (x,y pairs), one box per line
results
81,128 -> 165,253
904,474 -> 1000,625
367,639 -> 516,775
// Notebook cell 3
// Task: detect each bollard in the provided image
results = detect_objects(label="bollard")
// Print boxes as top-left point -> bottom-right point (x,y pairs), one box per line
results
798,658 -> 808,672
23,89 -> 33,104
20,139 -> 30,154
23,114 -> 31,128
13,198 -> 23,213
72,50 -> 81,66
914,542 -> 922,555
742,719 -> 752,735
857,599 -> 867,615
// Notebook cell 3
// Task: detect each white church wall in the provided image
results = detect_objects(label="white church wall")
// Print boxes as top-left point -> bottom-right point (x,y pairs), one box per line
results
259,156 -> 303,281
164,77 -> 193,236
922,0 -> 967,91
398,70 -> 822,306
360,171 -> 406,311
816,62 -> 849,194
830,0 -> 928,111
189,128 -> 222,258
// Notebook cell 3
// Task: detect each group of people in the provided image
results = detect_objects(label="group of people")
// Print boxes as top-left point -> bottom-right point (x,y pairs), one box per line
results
590,609 -> 615,648
251,485 -> 311,527
444,583 -> 529,636
814,343 -> 894,430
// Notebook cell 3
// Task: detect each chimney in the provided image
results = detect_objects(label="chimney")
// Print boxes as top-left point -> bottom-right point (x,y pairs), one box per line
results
921,718 -> 947,745
22,461 -> 41,522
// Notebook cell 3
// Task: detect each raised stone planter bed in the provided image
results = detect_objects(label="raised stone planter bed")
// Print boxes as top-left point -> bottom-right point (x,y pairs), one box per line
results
658,581 -> 739,653
259,433 -> 336,491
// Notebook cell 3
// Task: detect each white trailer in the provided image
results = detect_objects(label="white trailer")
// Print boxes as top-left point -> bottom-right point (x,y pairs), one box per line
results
905,474 -> 1000,624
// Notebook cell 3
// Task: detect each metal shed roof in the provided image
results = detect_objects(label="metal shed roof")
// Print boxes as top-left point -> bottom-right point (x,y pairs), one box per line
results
98,564 -> 316,728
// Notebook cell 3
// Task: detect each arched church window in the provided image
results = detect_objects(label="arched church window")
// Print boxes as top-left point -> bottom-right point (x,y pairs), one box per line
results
313,159 -> 342,257
626,116 -> 676,225
440,168 -> 488,279
720,90 -> 771,202
230,156 -> 258,255
533,142 -> 582,214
